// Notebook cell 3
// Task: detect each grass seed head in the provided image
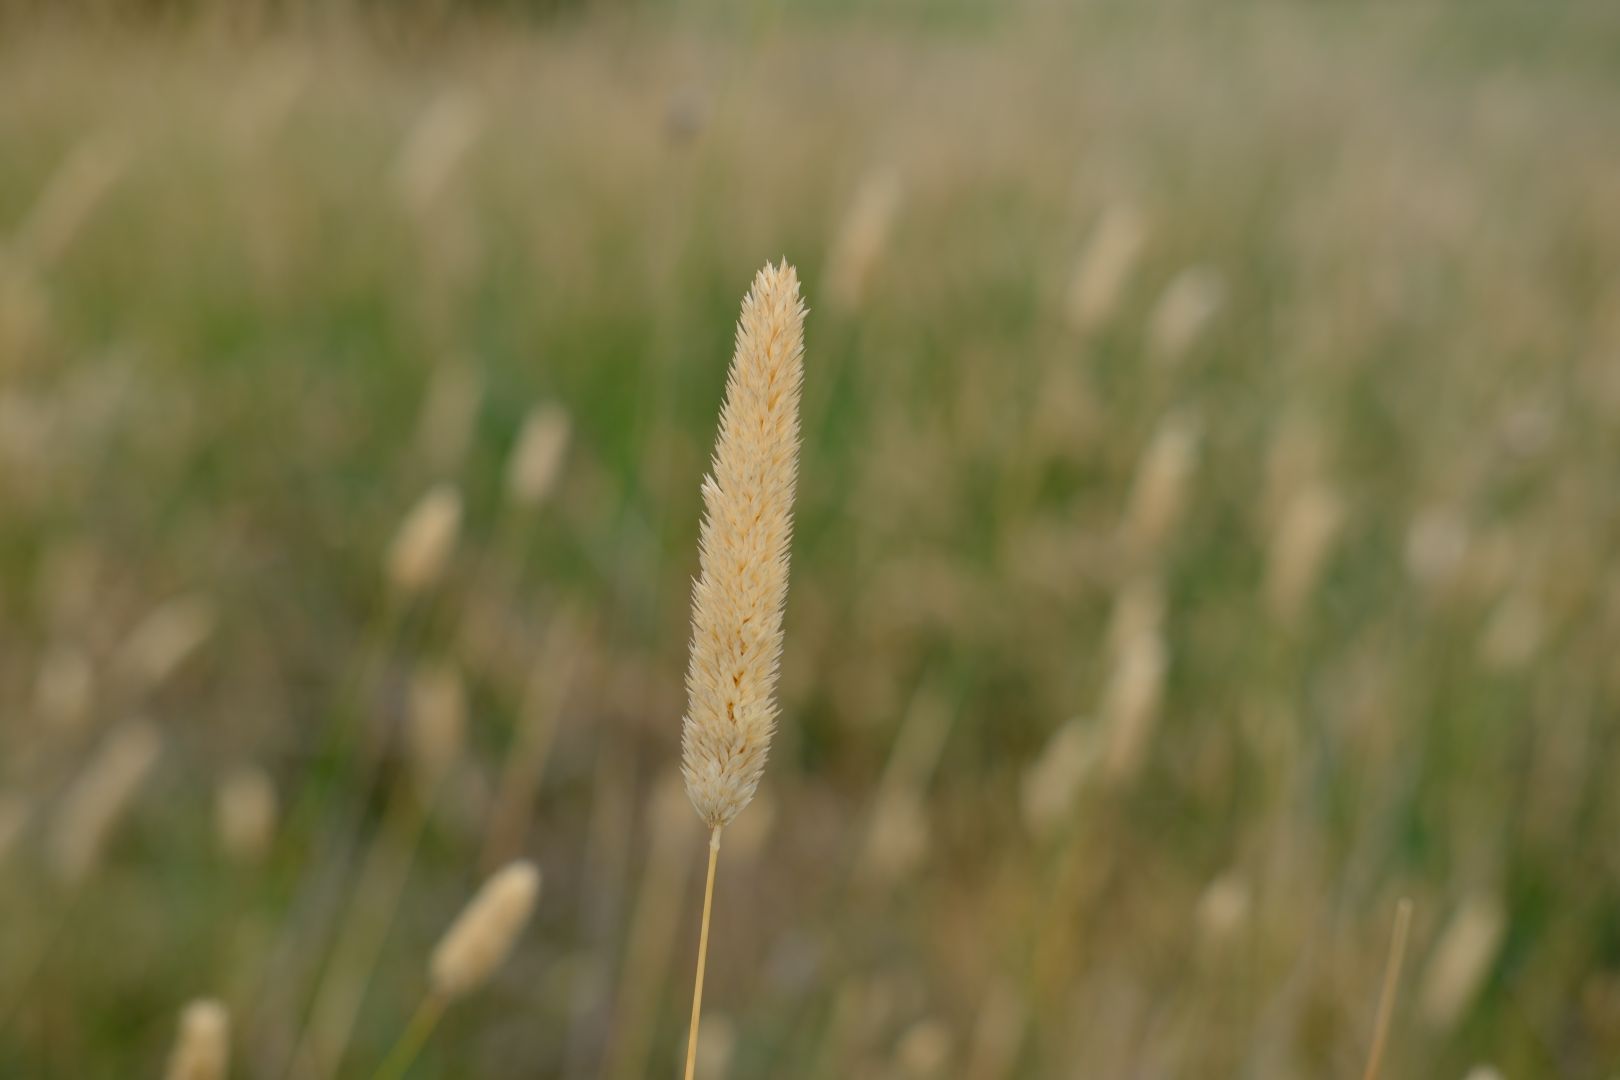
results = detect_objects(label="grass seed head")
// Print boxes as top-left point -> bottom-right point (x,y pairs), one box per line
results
430,859 -> 541,999
165,999 -> 229,1080
387,484 -> 462,595
506,402 -> 571,508
216,766 -> 277,865
681,260 -> 806,831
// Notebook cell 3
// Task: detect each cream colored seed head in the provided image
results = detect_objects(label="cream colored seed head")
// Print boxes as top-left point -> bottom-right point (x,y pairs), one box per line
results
681,261 -> 806,831
394,91 -> 484,218
1148,265 -> 1225,362
165,998 -> 229,1080
1265,483 -> 1344,624
216,765 -> 278,865
1123,412 -> 1200,556
116,594 -> 216,692
1420,894 -> 1507,1030
1020,717 -> 1096,838
1100,624 -> 1167,782
387,484 -> 462,594
505,402 -> 571,507
430,860 -> 541,999
1066,203 -> 1145,333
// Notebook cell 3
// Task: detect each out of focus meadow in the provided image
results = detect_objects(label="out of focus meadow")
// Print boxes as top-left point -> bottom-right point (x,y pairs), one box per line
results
3,2 -> 1620,1076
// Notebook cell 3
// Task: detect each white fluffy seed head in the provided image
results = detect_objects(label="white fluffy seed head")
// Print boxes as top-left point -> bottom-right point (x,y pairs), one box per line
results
165,998 -> 229,1080
681,261 -> 806,830
505,402 -> 571,508
430,860 -> 541,999
387,484 -> 462,594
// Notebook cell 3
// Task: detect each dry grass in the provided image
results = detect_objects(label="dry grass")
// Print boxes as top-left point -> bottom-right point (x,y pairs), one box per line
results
2,2 -> 1620,1076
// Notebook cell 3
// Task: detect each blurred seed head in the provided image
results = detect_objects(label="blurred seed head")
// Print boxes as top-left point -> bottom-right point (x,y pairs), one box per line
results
857,788 -> 930,886
1405,506 -> 1471,595
1106,576 -> 1166,658
1101,582 -> 1168,782
1123,411 -> 1201,557
1148,265 -> 1226,362
394,91 -> 484,219
48,719 -> 162,885
224,49 -> 309,156
1265,484 -> 1344,625
1020,717 -> 1096,839
895,1018 -> 954,1078
505,402 -> 571,508
694,1012 -> 737,1078
1066,203 -> 1146,333
1195,870 -> 1252,946
826,168 -> 902,314
165,999 -> 229,1080
407,662 -> 467,794
430,859 -> 541,999
1461,1068 -> 1504,1080
216,765 -> 277,865
1420,894 -> 1507,1030
387,484 -> 462,595
115,595 -> 216,693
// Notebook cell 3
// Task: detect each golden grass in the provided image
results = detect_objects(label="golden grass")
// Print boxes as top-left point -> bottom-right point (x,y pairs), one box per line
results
679,260 -> 807,1078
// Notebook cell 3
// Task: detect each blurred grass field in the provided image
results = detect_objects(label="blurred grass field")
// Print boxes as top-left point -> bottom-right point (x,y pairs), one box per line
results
3,2 -> 1620,1077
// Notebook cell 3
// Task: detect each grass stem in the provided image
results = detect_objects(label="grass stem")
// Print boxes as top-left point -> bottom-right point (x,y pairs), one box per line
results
372,994 -> 445,1080
683,828 -> 722,1080
1362,898 -> 1413,1080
